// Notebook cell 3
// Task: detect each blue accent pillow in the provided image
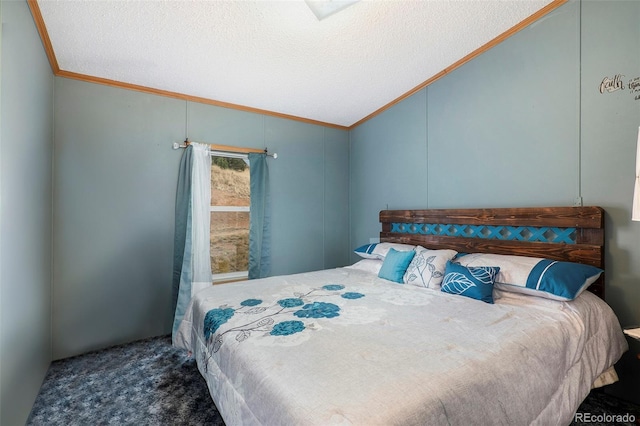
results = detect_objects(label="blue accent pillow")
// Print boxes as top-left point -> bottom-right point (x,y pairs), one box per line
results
441,261 -> 499,304
522,259 -> 602,301
378,248 -> 415,283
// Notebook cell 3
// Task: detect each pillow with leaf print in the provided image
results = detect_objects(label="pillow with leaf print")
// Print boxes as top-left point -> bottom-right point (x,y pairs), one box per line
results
402,246 -> 458,290
441,261 -> 500,304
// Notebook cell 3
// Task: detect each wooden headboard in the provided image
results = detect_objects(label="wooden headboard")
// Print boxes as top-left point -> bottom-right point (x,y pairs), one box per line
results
379,206 -> 605,299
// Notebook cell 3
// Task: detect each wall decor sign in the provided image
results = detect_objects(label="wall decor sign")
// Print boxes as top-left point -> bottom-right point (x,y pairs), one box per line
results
599,74 -> 640,101
629,77 -> 640,100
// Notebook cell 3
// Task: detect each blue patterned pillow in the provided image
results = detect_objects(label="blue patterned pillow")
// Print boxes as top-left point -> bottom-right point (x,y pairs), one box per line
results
441,261 -> 499,304
378,248 -> 416,283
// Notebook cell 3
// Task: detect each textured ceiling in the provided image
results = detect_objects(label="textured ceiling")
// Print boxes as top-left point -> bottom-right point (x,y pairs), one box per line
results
37,0 -> 555,128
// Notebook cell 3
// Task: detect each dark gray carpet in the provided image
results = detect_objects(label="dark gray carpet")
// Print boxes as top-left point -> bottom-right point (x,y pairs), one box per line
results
28,335 -> 639,425
28,335 -> 224,425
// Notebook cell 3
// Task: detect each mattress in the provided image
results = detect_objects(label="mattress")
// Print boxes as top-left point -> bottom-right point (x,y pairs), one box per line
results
174,265 -> 628,426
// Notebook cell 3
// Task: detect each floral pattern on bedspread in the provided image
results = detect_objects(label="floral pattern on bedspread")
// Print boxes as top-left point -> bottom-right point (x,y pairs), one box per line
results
203,283 -> 365,354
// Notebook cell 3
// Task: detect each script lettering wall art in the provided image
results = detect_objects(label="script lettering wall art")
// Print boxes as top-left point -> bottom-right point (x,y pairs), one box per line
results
599,74 -> 640,101
628,77 -> 640,101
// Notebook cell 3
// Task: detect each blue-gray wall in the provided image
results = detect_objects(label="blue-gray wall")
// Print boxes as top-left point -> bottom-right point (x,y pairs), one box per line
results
0,1 -> 54,424
350,0 -> 640,404
52,78 -> 350,359
3,0 -> 638,420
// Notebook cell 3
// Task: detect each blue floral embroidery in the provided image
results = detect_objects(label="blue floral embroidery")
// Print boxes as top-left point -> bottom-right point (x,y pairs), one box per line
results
322,284 -> 345,291
203,285 -> 366,357
294,302 -> 340,319
277,298 -> 305,308
341,292 -> 365,299
270,320 -> 305,336
240,299 -> 262,307
203,308 -> 235,339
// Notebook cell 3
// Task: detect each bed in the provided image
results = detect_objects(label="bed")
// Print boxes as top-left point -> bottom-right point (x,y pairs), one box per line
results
174,206 -> 628,426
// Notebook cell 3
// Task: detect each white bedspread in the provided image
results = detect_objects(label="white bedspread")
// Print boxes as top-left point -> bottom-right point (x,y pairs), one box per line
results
174,266 -> 628,426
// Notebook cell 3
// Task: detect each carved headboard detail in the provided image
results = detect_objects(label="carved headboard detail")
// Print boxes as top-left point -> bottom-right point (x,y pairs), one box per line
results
379,206 -> 605,299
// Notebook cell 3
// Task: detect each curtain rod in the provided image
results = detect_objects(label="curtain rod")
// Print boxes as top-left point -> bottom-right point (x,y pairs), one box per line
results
172,139 -> 277,159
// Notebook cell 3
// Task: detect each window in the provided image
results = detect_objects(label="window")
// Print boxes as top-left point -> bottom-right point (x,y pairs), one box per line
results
210,155 -> 250,282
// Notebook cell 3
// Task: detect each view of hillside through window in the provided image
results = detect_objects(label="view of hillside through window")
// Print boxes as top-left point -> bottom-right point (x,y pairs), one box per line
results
210,156 -> 250,278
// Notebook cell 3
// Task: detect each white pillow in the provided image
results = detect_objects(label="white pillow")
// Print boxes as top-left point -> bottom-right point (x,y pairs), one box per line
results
403,246 -> 458,290
354,242 -> 415,260
347,259 -> 383,274
454,253 -> 603,301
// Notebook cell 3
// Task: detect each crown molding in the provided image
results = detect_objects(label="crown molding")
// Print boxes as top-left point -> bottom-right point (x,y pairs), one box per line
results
28,0 -> 567,131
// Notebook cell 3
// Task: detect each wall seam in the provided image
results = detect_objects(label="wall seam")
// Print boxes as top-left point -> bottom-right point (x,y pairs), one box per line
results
185,100 -> 189,139
0,2 -> 3,419
262,115 -> 266,150
425,87 -> 429,208
348,128 -> 352,262
346,128 -> 351,264
577,0 -> 583,203
323,126 -> 326,269
50,74 -> 55,360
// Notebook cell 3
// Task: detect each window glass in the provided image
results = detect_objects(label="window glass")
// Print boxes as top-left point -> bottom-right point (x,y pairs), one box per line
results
210,156 -> 250,277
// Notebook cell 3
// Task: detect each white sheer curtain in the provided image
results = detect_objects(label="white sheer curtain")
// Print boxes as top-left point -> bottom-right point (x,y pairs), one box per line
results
190,142 -> 212,294
172,142 -> 213,338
